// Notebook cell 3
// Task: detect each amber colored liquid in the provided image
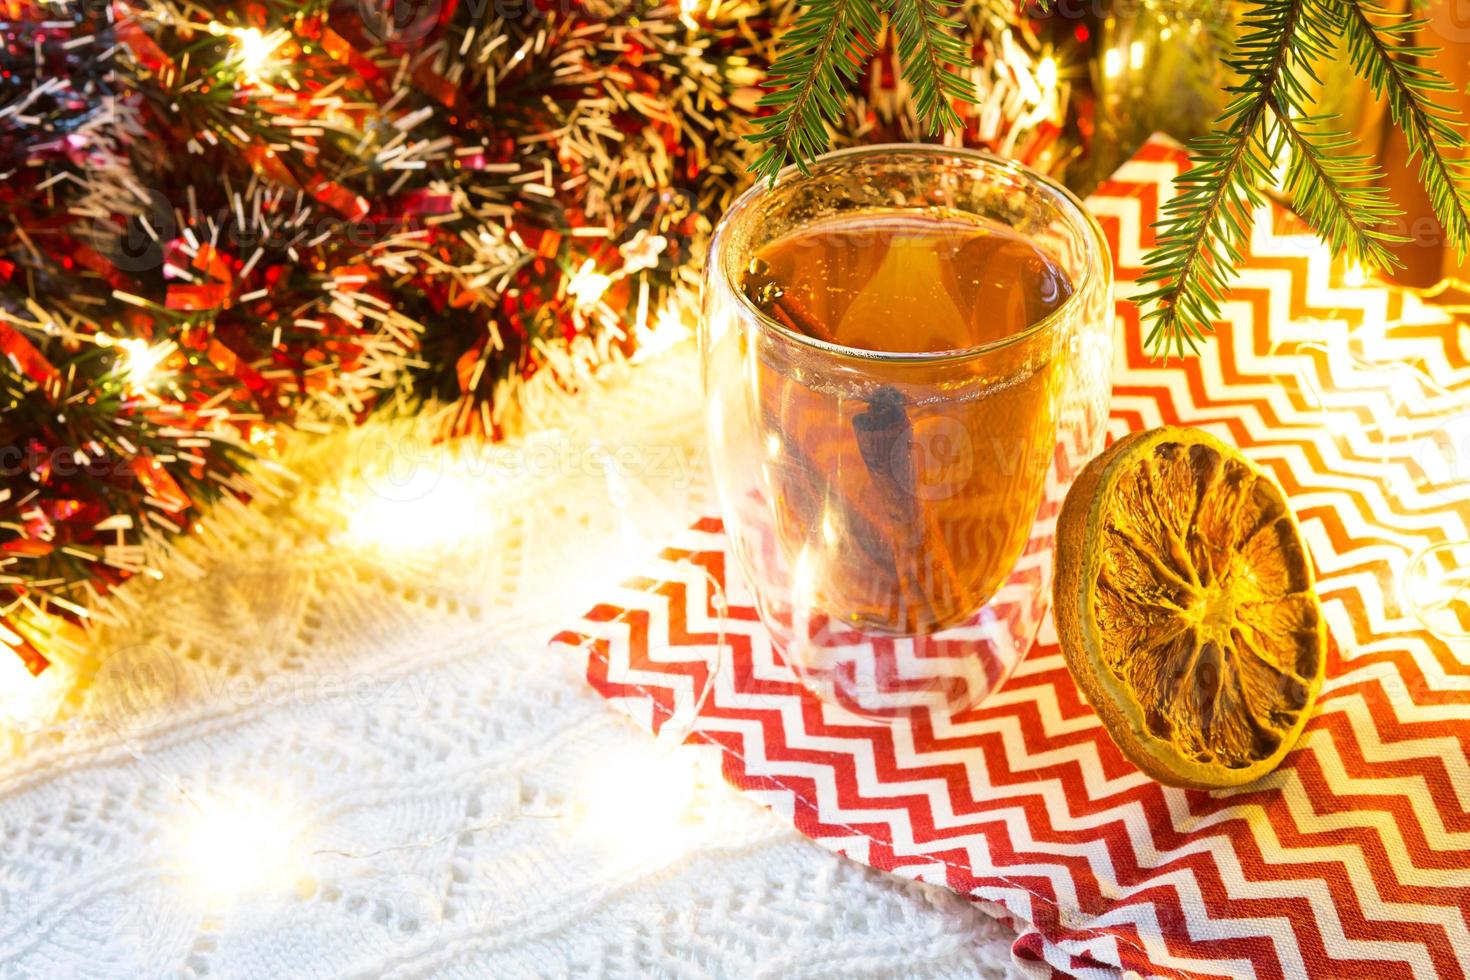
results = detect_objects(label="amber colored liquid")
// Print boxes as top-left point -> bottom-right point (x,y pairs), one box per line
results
742,210 -> 1071,635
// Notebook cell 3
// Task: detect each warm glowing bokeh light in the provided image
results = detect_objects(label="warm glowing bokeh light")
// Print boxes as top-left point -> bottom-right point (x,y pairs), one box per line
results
567,259 -> 613,309
341,443 -> 490,552
1405,541 -> 1470,641
1036,56 -> 1058,93
116,337 -> 176,389
346,466 -> 481,550
572,741 -> 700,855
228,26 -> 287,83
0,626 -> 72,732
178,793 -> 304,902
631,304 -> 693,363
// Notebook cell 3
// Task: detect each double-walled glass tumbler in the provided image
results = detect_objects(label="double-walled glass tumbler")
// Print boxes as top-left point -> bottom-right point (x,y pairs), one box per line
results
702,145 -> 1113,719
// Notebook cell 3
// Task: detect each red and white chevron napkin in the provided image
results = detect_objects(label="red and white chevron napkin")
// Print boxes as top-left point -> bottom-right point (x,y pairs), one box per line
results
553,138 -> 1470,979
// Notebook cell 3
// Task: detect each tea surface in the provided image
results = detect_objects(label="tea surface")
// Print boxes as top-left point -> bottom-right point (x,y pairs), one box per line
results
740,210 -> 1072,353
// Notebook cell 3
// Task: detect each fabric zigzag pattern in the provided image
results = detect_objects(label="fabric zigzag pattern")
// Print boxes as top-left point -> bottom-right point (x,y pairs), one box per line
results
555,137 -> 1470,980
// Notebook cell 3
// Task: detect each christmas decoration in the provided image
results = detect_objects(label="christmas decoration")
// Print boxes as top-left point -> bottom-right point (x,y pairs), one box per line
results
757,0 -> 1470,354
1080,0 -> 1227,190
1127,0 -> 1470,354
0,1 -> 1075,672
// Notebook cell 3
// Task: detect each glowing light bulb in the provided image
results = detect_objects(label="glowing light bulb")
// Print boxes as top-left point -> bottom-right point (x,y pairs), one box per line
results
179,793 -> 305,903
347,465 -> 481,550
0,651 -> 44,721
116,338 -> 175,389
1036,56 -> 1058,93
567,259 -> 613,309
248,425 -> 280,454
573,741 -> 699,856
1103,48 -> 1123,79
1343,262 -> 1368,288
0,621 -> 72,731
229,27 -> 286,83
1129,40 -> 1145,71
631,303 -> 692,362
1405,541 -> 1470,641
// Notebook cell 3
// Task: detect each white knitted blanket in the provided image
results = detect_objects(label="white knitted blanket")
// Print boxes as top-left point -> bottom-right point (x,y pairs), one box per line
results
0,346 -> 1020,978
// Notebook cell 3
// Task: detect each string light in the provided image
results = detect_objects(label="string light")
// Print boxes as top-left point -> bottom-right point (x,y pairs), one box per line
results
1419,414 -> 1470,490
302,609 -> 724,875
1275,259 -> 1468,645
1036,56 -> 1058,94
570,739 -> 703,858
630,303 -> 693,363
1404,541 -> 1470,642
346,465 -> 482,550
567,259 -> 613,310
177,792 -> 307,903
0,623 -> 72,730
114,337 -> 176,389
223,26 -> 288,84
249,425 -> 280,456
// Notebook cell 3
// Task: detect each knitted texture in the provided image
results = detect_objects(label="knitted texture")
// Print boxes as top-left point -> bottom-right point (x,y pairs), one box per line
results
0,351 -> 1019,978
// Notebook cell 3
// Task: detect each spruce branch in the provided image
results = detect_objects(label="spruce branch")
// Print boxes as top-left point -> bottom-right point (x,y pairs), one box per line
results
1334,0 -> 1470,255
1135,0 -> 1311,357
1133,0 -> 1443,356
1270,111 -> 1407,271
748,0 -> 884,183
889,0 -> 975,134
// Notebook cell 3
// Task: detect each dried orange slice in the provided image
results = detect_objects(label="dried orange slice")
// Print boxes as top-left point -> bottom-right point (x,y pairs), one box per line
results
1054,427 -> 1326,788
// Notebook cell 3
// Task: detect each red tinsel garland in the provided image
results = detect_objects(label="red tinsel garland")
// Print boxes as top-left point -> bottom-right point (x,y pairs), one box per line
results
0,0 -> 1081,671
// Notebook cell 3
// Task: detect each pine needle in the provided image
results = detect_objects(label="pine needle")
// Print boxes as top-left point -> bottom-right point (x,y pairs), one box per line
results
1131,0 -> 1470,357
743,0 -> 1470,359
1136,0 -> 1316,358
889,0 -> 975,135
748,0 -> 974,181
1334,0 -> 1470,256
1272,112 -> 1407,271
747,0 -> 884,183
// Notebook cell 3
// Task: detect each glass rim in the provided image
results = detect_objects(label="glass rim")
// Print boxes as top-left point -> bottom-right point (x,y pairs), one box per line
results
710,142 -> 1111,365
